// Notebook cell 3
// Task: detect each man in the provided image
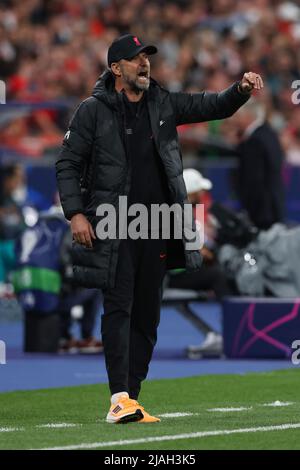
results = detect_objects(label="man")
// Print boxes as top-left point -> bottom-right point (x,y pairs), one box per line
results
169,169 -> 230,301
56,33 -> 263,424
234,100 -> 284,229
168,169 -> 231,358
13,204 -> 102,354
0,164 -> 26,283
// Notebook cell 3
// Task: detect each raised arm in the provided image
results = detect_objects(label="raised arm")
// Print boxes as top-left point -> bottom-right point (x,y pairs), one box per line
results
171,72 -> 263,126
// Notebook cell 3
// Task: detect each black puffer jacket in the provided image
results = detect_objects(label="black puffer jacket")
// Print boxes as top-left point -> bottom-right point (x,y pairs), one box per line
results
56,71 -> 249,289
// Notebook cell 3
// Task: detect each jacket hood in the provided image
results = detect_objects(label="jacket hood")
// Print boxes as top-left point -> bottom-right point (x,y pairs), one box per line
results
92,70 -> 119,109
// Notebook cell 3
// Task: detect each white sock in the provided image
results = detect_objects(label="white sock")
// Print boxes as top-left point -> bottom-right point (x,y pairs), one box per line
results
111,391 -> 129,405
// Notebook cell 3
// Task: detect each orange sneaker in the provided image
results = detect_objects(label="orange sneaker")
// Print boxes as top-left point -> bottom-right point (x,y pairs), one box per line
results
106,394 -> 143,424
134,401 -> 160,423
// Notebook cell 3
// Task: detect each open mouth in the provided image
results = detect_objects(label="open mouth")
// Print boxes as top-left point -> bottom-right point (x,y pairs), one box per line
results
138,71 -> 149,78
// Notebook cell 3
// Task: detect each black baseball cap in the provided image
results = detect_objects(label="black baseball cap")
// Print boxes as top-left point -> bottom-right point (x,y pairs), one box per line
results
107,34 -> 157,67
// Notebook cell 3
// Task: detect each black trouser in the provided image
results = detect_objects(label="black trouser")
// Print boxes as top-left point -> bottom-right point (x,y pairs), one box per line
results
168,263 -> 231,301
101,237 -> 167,400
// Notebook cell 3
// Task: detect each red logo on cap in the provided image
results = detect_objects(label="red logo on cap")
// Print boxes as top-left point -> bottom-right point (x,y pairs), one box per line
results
133,36 -> 141,46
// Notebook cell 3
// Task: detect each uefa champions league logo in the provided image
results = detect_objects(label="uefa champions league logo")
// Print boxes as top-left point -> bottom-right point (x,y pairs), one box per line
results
0,340 -> 6,365
0,80 -> 6,104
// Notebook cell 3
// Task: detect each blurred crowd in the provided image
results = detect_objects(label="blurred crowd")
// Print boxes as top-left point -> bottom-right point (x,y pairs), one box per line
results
1,0 -> 300,356
0,0 -> 300,160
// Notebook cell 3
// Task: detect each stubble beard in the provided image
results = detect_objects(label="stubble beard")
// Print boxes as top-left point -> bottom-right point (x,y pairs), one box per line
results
120,67 -> 150,95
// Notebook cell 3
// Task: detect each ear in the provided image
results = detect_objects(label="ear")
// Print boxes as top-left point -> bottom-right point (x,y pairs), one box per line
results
111,62 -> 121,77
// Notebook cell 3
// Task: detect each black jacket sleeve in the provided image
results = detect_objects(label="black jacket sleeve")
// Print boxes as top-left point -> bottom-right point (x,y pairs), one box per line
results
55,97 -> 97,220
170,81 -> 251,126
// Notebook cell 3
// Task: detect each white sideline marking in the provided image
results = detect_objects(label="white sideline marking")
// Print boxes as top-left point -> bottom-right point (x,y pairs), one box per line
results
40,423 -> 300,450
0,427 -> 24,433
159,413 -> 195,418
208,407 -> 252,412
37,423 -> 79,429
261,401 -> 294,407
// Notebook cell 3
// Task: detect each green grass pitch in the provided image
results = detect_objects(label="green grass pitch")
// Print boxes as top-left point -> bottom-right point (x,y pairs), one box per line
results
1,369 -> 300,450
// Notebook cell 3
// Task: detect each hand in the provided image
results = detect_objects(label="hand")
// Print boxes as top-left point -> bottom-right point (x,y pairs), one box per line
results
71,213 -> 96,249
239,72 -> 264,93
